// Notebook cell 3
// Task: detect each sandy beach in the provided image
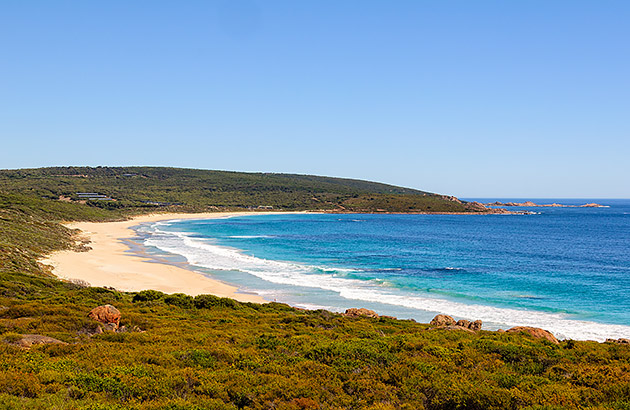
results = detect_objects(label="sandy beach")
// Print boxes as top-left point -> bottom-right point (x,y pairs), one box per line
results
40,212 -> 294,303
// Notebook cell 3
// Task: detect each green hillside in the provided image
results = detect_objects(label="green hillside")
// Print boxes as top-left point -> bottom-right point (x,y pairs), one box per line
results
0,167 -> 486,213
0,270 -> 629,410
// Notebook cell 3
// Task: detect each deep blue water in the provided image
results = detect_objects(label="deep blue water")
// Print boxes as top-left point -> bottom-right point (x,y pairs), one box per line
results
138,199 -> 630,341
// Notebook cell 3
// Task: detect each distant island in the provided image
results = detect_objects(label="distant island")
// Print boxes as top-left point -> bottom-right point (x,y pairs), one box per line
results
485,201 -> 607,208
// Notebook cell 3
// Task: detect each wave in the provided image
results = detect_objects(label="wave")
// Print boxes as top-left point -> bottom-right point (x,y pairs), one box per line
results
227,235 -> 274,239
144,223 -> 630,341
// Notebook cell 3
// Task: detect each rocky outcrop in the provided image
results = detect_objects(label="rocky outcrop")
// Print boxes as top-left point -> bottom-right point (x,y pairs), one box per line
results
440,195 -> 463,204
430,315 -> 483,332
464,201 -> 489,212
486,201 -> 605,208
605,338 -> 630,345
344,308 -> 379,319
506,326 -> 559,344
456,319 -> 471,328
12,334 -> 67,348
430,314 -> 456,326
469,320 -> 483,331
88,304 -> 121,331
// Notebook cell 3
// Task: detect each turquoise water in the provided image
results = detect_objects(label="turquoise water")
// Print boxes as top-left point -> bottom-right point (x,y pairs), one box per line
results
137,199 -> 630,341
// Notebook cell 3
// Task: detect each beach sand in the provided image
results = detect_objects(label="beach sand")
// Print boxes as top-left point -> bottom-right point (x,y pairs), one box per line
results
40,212 -> 292,303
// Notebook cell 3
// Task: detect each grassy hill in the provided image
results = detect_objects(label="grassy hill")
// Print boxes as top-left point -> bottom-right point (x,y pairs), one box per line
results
0,167 -> 486,213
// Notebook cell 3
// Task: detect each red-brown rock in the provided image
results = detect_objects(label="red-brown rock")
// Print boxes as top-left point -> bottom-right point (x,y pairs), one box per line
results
605,338 -> 630,344
430,314 -> 456,326
506,326 -> 559,344
88,304 -> 121,330
469,320 -> 483,331
456,319 -> 471,328
344,308 -> 379,318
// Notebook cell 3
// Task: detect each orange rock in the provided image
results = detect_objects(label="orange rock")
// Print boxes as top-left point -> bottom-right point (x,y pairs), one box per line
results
430,314 -> 456,326
344,308 -> 379,318
506,326 -> 559,344
469,320 -> 483,331
88,304 -> 121,329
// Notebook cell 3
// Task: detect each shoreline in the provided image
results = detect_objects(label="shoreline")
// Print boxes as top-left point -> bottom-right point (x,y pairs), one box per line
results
41,211 -> 310,303
39,210 -> 629,342
39,209 -> 512,302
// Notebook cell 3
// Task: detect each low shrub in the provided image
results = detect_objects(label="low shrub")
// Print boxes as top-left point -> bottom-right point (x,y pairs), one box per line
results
132,290 -> 165,303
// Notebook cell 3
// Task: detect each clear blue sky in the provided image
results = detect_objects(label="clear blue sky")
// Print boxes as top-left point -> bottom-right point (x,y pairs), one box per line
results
1,1 -> 628,198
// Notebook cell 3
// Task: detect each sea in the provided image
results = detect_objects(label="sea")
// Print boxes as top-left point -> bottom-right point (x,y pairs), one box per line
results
133,199 -> 630,342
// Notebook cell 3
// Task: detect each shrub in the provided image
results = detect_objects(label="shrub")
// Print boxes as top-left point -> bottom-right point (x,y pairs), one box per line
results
132,290 -> 165,303
164,293 -> 194,309
194,294 -> 240,309
177,349 -> 216,369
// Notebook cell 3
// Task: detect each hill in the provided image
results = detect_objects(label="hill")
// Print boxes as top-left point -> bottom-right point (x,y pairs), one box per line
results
0,166 -> 490,213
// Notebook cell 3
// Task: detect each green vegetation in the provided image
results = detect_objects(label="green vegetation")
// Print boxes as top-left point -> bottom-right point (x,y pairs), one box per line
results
2,167 -> 627,409
0,166 -> 484,213
0,192 -> 123,276
0,271 -> 629,410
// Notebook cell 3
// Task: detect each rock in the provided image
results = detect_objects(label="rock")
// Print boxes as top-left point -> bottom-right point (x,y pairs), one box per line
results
79,323 -> 103,336
605,338 -> 630,344
469,320 -> 483,331
344,308 -> 379,318
13,334 -> 67,348
450,319 -> 482,331
506,326 -> 559,344
464,201 -> 489,212
88,304 -> 121,331
456,319 -> 471,328
430,314 -> 456,327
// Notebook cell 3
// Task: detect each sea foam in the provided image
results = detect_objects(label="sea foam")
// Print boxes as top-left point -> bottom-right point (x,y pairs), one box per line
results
142,221 -> 630,342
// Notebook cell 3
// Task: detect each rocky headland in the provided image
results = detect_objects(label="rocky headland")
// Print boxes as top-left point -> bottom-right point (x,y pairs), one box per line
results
486,201 -> 606,208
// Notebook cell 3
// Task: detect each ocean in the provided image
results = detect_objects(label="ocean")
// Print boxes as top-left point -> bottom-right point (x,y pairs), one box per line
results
134,199 -> 630,341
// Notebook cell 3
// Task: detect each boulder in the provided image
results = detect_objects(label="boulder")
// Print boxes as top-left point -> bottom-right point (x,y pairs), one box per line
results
605,338 -> 630,345
469,320 -> 483,332
88,304 -> 121,331
506,326 -> 559,344
344,308 -> 379,318
430,314 -> 456,327
456,319 -> 471,328
13,334 -> 67,348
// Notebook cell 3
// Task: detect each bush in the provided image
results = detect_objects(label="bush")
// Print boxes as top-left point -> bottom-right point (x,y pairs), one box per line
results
194,294 -> 240,309
177,349 -> 216,369
164,293 -> 194,309
133,290 -> 165,303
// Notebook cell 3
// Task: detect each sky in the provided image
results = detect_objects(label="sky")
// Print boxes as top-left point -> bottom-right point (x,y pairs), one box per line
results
1,1 -> 629,198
